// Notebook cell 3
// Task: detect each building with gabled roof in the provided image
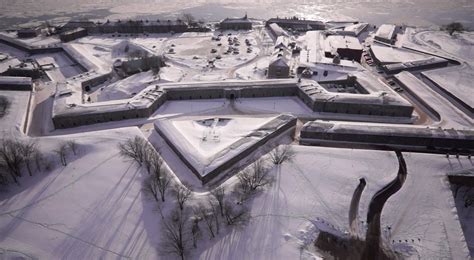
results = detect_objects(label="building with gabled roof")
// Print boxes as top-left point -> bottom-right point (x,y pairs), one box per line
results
268,47 -> 291,79
219,15 -> 252,30
266,17 -> 325,31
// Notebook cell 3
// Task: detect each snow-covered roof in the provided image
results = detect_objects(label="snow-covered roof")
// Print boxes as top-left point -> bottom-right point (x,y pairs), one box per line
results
302,120 -> 474,140
155,113 -> 296,178
60,27 -> 87,36
220,16 -> 251,24
370,44 -> 431,64
0,76 -> 32,85
343,23 -> 368,35
268,23 -> 289,38
270,57 -> 289,68
275,36 -> 290,49
0,57 -> 21,74
266,18 -> 325,28
299,69 -> 412,107
328,23 -> 369,37
383,57 -> 448,72
324,35 -> 362,54
375,24 -> 396,40
421,66 -> 474,110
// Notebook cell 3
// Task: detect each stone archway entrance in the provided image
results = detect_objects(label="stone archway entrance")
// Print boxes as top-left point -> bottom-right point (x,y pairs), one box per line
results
224,88 -> 241,100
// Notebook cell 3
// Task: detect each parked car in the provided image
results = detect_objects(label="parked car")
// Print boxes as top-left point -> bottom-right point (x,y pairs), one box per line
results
210,49 -> 217,53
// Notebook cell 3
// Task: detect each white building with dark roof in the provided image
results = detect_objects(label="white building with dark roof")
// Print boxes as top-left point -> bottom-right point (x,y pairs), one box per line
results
268,45 -> 292,79
219,15 -> 252,30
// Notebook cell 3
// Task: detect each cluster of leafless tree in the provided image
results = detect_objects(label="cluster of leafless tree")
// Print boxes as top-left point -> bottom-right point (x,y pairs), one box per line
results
54,140 -> 79,166
0,95 -> 10,118
0,138 -> 81,186
160,183 -> 251,260
159,145 -> 293,259
119,137 -> 293,259
443,22 -> 464,36
269,145 -> 295,165
119,136 -> 173,203
0,138 -> 42,185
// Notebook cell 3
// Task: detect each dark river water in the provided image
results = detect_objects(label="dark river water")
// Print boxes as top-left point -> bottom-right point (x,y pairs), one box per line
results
0,0 -> 473,29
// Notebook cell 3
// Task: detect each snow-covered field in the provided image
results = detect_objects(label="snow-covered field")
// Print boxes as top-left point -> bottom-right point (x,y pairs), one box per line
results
422,65 -> 474,110
0,128 -> 161,259
0,139 -> 470,259
1,9 -> 474,260
166,31 -> 262,74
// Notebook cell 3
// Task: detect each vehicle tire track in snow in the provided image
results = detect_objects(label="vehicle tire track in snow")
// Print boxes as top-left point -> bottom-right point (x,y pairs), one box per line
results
291,162 -> 345,228
5,213 -> 131,259
0,153 -> 121,216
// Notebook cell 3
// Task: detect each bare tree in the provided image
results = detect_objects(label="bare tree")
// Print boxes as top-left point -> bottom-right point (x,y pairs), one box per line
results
196,203 -> 215,239
161,210 -> 189,260
34,151 -> 43,172
54,142 -> 68,166
269,145 -> 295,165
143,146 -> 160,174
66,140 -> 78,155
174,183 -> 192,211
238,159 -> 272,194
444,22 -> 464,36
210,186 -> 225,217
157,172 -> 171,202
180,13 -> 195,25
0,96 -> 10,118
191,216 -> 201,248
0,139 -> 25,184
223,202 -> 250,226
118,136 -> 148,166
145,175 -> 161,202
0,161 -> 9,185
19,140 -> 38,176
146,162 -> 171,202
208,199 -> 220,235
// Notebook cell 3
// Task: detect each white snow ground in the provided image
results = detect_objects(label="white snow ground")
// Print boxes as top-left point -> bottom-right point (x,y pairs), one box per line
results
0,21 -> 473,260
0,141 -> 470,259
0,91 -> 30,137
422,66 -> 474,110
